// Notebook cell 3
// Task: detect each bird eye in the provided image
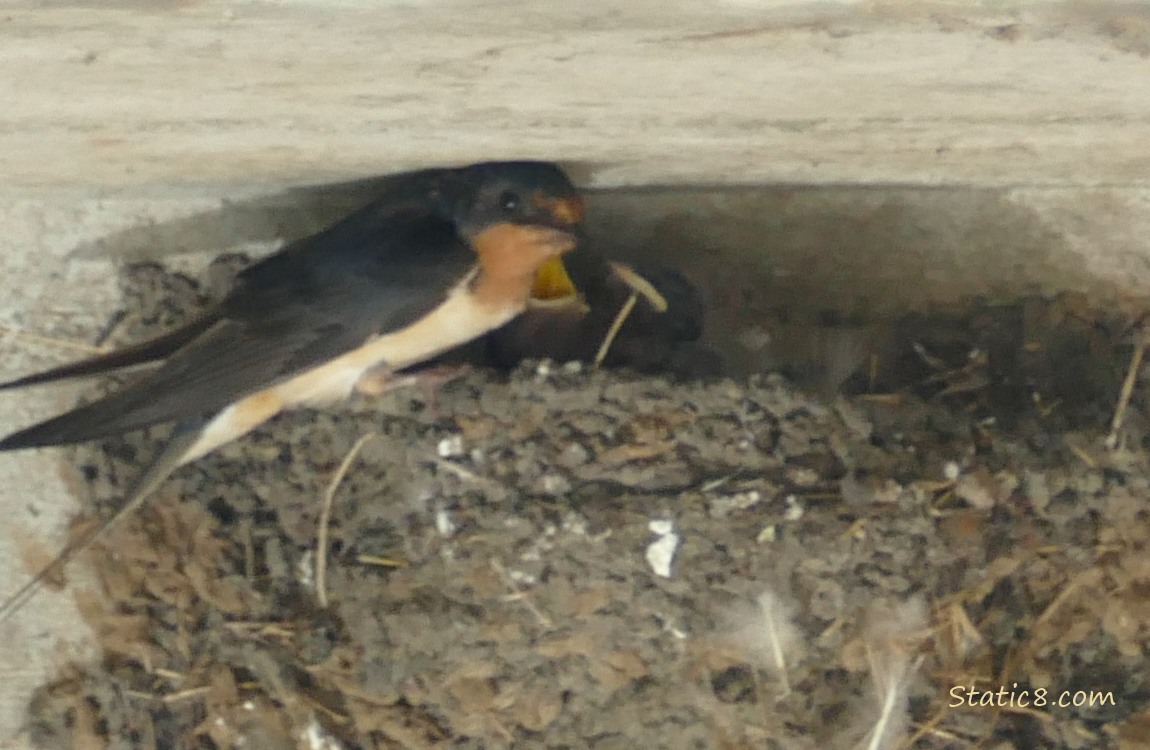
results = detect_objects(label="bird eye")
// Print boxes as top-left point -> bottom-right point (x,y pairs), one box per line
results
498,190 -> 520,214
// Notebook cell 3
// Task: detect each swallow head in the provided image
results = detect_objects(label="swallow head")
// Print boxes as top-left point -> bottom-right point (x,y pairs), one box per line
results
453,160 -> 584,238
452,161 -> 584,302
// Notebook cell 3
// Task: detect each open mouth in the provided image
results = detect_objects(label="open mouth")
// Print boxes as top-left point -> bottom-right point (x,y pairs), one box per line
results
527,192 -> 584,307
530,255 -> 582,307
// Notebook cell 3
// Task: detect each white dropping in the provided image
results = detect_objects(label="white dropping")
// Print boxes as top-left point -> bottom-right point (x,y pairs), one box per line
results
783,495 -> 804,521
437,435 -> 465,458
296,550 -> 315,588
302,716 -> 344,750
507,568 -> 536,585
645,519 -> 679,578
435,508 -> 456,537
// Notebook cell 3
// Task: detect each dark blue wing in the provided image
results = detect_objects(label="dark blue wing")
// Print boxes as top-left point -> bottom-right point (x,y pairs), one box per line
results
0,201 -> 473,450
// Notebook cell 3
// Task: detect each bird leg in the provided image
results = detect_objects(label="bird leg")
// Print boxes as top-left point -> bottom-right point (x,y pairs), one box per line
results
355,361 -> 473,418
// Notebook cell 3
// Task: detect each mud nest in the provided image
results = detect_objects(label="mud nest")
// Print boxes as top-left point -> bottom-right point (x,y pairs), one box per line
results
20,259 -> 1150,750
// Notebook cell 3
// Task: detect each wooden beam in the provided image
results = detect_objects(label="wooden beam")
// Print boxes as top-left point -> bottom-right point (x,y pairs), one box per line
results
3,1 -> 1150,190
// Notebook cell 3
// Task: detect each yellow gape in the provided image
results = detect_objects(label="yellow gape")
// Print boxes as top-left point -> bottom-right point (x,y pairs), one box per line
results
530,255 -> 582,307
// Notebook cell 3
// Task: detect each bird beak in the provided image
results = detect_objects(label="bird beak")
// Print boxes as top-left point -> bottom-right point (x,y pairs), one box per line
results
527,192 -> 583,303
533,193 -> 585,227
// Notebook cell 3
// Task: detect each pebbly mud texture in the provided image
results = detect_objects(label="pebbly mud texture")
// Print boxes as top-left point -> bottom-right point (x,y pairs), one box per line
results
20,259 -> 1150,749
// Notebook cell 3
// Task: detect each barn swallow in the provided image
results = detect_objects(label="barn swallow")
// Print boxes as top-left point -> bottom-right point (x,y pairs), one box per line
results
0,160 -> 584,620
482,245 -> 717,376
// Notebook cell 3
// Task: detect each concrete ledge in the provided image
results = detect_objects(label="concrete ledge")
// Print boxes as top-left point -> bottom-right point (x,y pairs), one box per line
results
3,1 -> 1150,190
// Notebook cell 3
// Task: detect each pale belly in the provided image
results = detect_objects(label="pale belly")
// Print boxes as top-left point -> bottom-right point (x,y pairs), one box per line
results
179,281 -> 520,465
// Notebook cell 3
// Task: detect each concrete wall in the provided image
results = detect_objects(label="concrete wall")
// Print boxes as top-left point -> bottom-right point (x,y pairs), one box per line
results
3,0 -> 1150,744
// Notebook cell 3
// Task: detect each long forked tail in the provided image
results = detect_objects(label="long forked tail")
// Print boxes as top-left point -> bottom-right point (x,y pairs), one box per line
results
0,313 -> 219,391
0,418 -> 206,623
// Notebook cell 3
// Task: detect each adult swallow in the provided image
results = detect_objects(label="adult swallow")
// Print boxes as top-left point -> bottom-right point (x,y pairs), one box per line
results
0,160 -> 584,619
